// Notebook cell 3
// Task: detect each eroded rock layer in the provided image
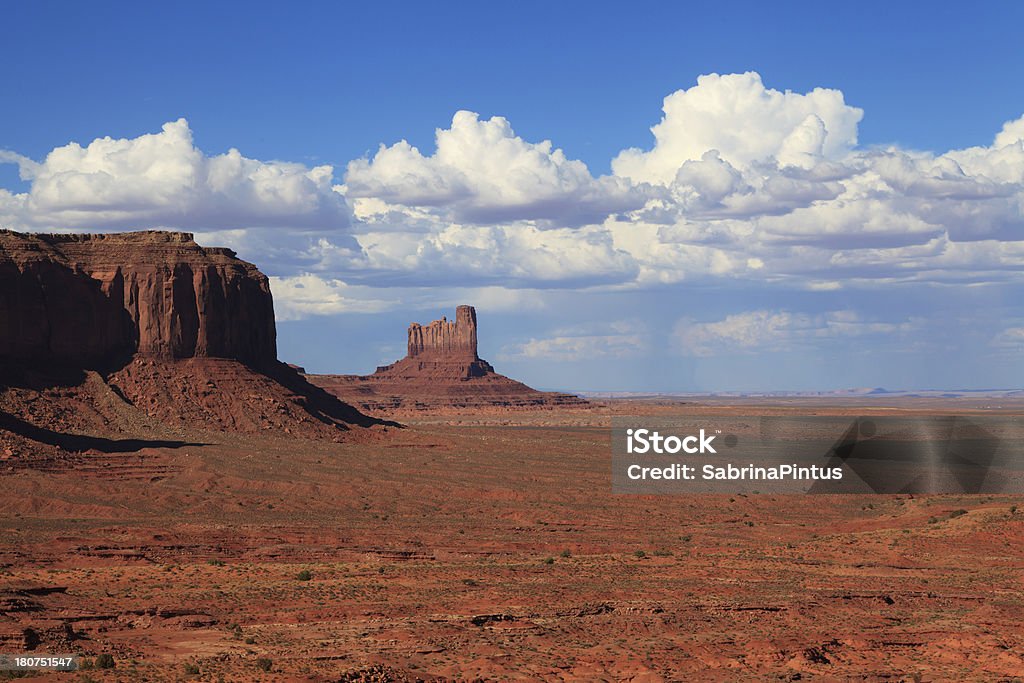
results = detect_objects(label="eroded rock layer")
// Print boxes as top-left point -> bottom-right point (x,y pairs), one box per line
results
407,305 -> 478,359
0,230 -> 384,456
0,230 -> 275,365
309,306 -> 588,415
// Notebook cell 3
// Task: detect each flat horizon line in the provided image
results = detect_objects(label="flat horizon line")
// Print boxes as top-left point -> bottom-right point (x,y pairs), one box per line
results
564,388 -> 1024,399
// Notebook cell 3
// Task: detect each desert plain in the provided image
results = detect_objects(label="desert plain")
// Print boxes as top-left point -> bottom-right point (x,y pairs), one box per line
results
2,398 -> 1024,682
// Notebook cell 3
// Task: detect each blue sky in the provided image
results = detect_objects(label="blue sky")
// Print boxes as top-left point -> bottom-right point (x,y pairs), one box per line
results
2,1 -> 1023,391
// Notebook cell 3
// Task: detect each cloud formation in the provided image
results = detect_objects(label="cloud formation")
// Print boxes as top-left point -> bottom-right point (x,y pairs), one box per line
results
269,274 -> 397,321
345,110 -> 649,227
612,72 -> 863,184
498,321 -> 647,361
2,74 -> 1023,323
1,119 -> 349,231
674,310 -> 919,357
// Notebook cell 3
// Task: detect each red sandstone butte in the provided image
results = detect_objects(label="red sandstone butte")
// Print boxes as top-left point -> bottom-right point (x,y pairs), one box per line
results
309,305 -> 588,414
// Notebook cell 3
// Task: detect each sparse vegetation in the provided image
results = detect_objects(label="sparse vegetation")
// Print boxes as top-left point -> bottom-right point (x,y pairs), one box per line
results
95,654 -> 115,669
6,367 -> 1018,679
930,509 -> 969,525
21,627 -> 39,649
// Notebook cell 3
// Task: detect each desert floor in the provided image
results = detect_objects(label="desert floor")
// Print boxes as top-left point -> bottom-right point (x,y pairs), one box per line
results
2,401 -> 1023,681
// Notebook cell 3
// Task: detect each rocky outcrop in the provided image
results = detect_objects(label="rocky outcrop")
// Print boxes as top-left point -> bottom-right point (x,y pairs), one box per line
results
0,230 -> 275,366
407,305 -> 478,359
0,230 -> 386,453
375,306 -> 495,382
308,306 -> 588,414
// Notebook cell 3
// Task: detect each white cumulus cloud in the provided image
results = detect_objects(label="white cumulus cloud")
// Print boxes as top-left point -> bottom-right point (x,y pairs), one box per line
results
269,274 -> 396,321
2,75 -> 1024,308
612,72 -> 863,184
324,222 -> 640,288
345,110 -> 649,227
1,119 -> 349,231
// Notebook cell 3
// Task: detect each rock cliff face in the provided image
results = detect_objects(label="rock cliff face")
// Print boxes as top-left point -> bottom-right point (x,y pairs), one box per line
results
0,230 -> 276,366
407,305 -> 478,359
308,306 -> 588,414
0,230 -> 384,455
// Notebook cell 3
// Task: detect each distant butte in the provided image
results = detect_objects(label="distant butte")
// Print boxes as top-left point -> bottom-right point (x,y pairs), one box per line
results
307,305 -> 589,414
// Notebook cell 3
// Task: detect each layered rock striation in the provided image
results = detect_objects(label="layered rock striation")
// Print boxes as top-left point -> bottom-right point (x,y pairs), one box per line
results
309,306 -> 588,414
0,230 -> 384,457
378,305 -> 495,381
408,305 -> 478,359
0,230 -> 275,366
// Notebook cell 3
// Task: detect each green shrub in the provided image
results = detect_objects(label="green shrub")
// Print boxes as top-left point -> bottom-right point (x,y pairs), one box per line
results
95,654 -> 115,669
296,570 -> 312,581
256,658 -> 272,672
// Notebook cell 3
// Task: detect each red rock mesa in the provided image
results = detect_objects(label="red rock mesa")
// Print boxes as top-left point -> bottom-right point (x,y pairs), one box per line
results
0,230 -> 275,365
0,230 -> 382,464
